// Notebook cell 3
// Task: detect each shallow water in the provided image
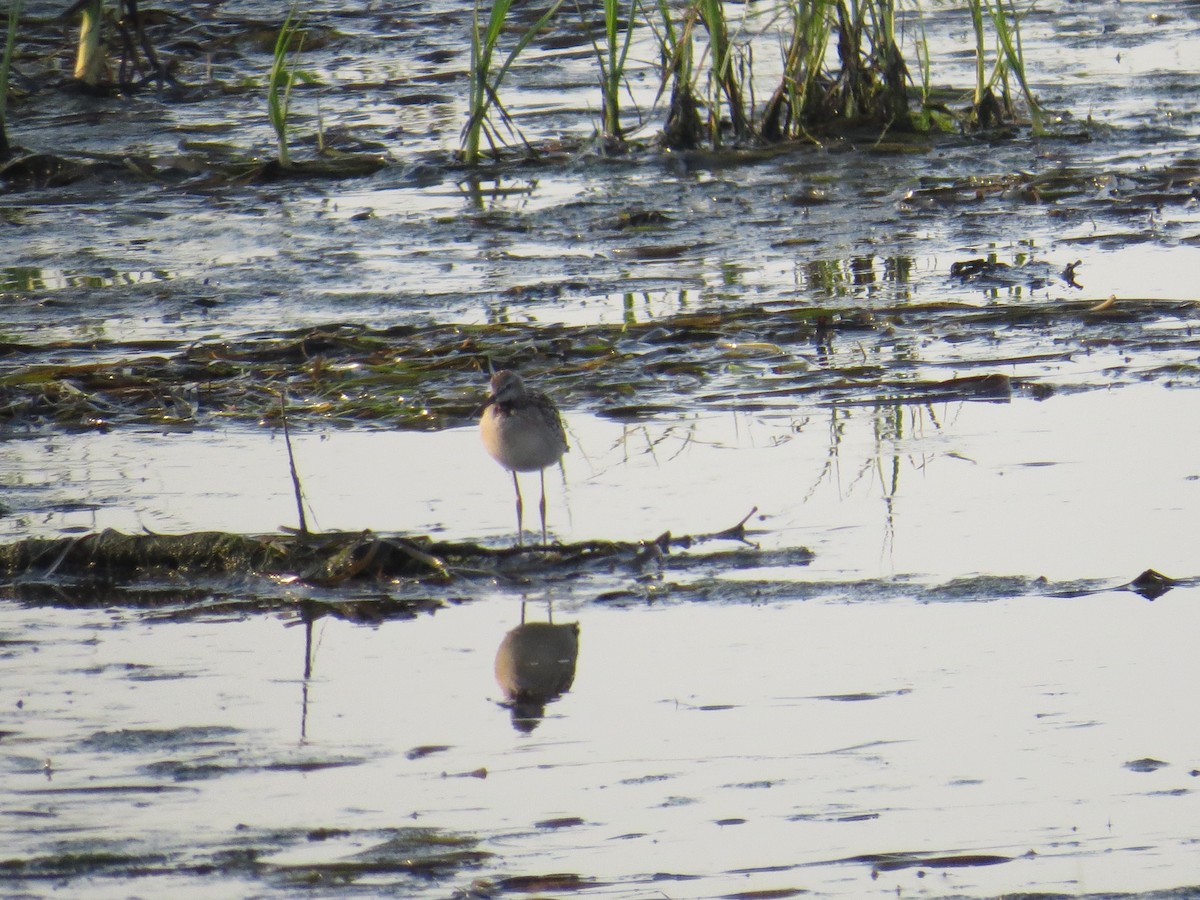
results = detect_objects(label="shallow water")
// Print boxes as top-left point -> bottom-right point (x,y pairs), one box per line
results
3,0 -> 1200,895
3,384 -> 1198,584
4,575 -> 1200,898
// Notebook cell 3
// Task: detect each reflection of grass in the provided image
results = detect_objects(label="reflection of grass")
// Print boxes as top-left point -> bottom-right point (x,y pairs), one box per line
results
800,400 -> 945,562
619,288 -> 694,327
796,255 -> 916,301
0,266 -> 174,291
2,266 -> 46,291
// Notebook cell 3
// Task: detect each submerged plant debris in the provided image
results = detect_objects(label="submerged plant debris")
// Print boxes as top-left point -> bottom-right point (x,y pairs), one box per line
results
0,517 -> 1189,618
0,296 -> 1197,432
0,825 -> 492,892
0,507 -> 763,609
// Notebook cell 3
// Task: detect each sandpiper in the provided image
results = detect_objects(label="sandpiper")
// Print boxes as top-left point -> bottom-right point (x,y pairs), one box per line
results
479,369 -> 569,546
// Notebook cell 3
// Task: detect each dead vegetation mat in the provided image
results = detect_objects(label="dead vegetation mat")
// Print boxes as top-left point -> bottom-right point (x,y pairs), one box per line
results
0,512 -> 769,614
2,297 -> 1198,432
2,523 -> 1189,619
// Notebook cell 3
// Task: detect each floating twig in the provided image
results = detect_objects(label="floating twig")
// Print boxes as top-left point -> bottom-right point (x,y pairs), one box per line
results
707,506 -> 759,542
655,506 -> 762,551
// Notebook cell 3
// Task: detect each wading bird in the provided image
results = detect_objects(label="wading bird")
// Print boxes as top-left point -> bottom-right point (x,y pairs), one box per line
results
479,370 -> 568,545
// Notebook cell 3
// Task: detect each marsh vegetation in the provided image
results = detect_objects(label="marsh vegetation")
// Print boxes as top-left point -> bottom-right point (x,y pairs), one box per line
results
2,0 -> 1047,173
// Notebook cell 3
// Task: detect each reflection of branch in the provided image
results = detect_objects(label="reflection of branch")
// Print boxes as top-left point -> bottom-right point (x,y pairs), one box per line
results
619,421 -> 700,466
298,601 -> 317,743
802,400 -> 961,565
604,420 -> 700,478
845,452 -> 876,495
663,425 -> 699,463
872,403 -> 900,562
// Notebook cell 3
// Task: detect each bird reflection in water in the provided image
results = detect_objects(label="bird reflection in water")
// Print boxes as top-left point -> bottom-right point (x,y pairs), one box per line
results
494,601 -> 580,733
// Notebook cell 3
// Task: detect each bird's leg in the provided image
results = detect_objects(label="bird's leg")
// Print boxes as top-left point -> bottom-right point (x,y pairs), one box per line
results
538,469 -> 548,546
512,471 -> 524,547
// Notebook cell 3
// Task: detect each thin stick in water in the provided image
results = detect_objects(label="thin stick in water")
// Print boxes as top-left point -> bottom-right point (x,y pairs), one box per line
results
280,393 -> 309,535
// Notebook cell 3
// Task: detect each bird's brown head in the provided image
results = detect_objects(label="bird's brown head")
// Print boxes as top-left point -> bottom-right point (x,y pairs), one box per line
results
485,370 -> 527,408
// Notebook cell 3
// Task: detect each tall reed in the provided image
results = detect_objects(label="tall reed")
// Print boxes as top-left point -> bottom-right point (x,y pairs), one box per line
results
648,0 -> 703,149
462,0 -> 564,165
968,0 -> 987,115
832,0 -> 871,120
869,0 -> 909,127
73,0 -> 105,86
910,6 -> 932,109
760,0 -> 833,141
593,0 -> 638,141
907,6 -> 954,133
988,0 -> 1043,134
1,0 -> 21,159
268,3 -> 305,167
697,0 -> 749,144
966,0 -> 1042,132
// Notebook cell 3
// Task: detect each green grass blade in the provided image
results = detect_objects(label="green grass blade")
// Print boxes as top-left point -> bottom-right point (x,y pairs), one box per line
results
73,0 -> 105,85
268,3 -> 305,167
1,0 -> 22,145
463,0 -> 564,162
463,0 -> 518,163
991,0 -> 1043,134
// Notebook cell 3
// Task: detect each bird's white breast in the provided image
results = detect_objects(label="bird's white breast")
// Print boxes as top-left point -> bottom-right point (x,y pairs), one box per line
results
480,407 -> 565,472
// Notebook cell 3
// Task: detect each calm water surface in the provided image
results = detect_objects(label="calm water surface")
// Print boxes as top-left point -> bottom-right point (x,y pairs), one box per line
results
3,577 -> 1200,897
